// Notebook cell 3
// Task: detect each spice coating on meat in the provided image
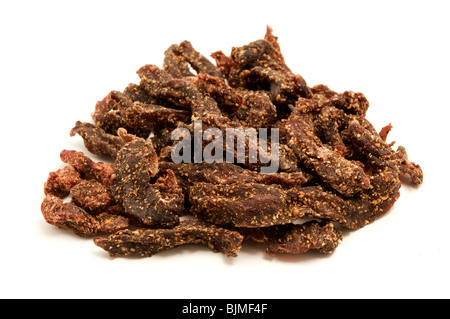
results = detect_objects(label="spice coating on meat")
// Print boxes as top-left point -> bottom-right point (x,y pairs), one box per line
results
60,150 -> 114,186
94,219 -> 243,257
111,130 -> 184,228
70,121 -> 125,159
69,180 -> 113,214
122,103 -> 191,132
190,182 -> 306,227
286,99 -> 370,196
41,195 -> 129,237
177,41 -> 224,79
44,166 -> 83,197
241,220 -> 343,255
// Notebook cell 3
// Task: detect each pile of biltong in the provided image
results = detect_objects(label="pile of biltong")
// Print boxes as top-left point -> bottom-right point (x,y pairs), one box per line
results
41,27 -> 423,258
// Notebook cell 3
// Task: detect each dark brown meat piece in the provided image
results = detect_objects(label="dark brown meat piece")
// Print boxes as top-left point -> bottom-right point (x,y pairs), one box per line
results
111,130 -> 184,228
153,169 -> 186,214
338,115 -> 422,187
60,150 -> 114,187
163,41 -> 223,79
295,166 -> 401,230
60,150 -> 114,185
241,90 -> 277,129
211,50 -> 235,78
91,109 -> 129,136
150,127 -> 176,159
311,84 -> 369,117
92,87 -> 191,139
342,116 -> 418,185
94,90 -> 133,113
163,44 -> 195,78
314,106 -> 348,155
70,121 -> 125,159
177,41 -> 223,78
92,90 -> 152,139
264,25 -> 286,63
41,195 -> 129,237
241,66 -> 311,104
44,166 -> 83,197
225,34 -> 312,103
396,146 -> 424,186
69,180 -> 113,214
123,83 -> 153,104
159,162 -> 307,211
138,64 -> 295,172
344,117 -> 397,162
286,99 -> 370,196
189,165 -> 400,230
122,102 -> 191,132
187,73 -> 242,116
330,91 -> 370,117
137,64 -> 220,116
159,162 -> 308,189
189,182 -> 304,227
93,219 -> 244,257
241,220 -> 343,255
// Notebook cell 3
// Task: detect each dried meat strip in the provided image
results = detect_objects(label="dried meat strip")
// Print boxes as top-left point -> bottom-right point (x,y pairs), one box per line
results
138,64 -> 295,171
264,26 -> 286,63
241,220 -> 343,255
177,40 -> 223,79
60,150 -> 114,186
210,50 -> 234,78
111,129 -> 184,228
122,102 -> 191,132
69,180 -> 113,214
330,91 -> 370,117
159,162 -> 308,189
91,109 -> 128,136
44,166 -> 83,197
314,106 -> 348,155
70,121 -> 125,159
225,36 -> 311,103
295,167 -> 401,230
240,66 -> 310,104
164,41 -> 223,79
150,127 -> 176,159
93,219 -> 244,258
286,99 -> 370,196
342,116 -> 423,186
123,83 -> 153,104
92,90 -> 153,139
311,85 -> 370,117
41,195 -> 129,237
137,64 -> 219,116
163,44 -> 195,78
189,182 -> 305,227
94,90 -> 133,114
396,146 -> 424,186
241,90 -> 277,129
190,165 -> 401,230
92,109 -> 152,139
196,113 -> 287,172
92,91 -> 190,140
187,73 -> 242,116
344,118 -> 396,162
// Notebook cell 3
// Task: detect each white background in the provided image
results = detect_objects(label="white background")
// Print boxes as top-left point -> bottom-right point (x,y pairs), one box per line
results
1,0 -> 449,299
